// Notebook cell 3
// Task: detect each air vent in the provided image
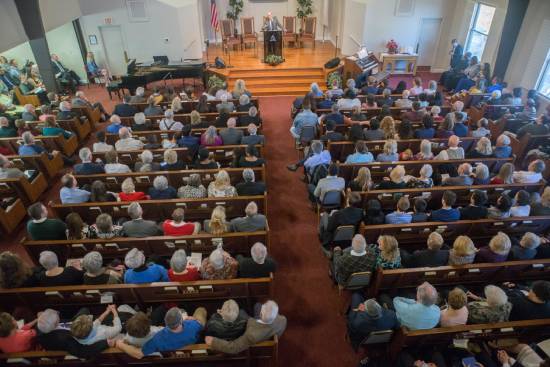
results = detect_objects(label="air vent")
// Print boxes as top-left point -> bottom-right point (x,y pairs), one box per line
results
395,0 -> 415,16
126,0 -> 149,22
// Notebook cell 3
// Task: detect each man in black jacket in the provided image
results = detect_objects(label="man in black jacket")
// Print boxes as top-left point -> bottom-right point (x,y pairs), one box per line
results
50,54 -> 81,92
319,192 -> 363,248
450,39 -> 463,69
236,242 -> 276,278
320,120 -> 343,144
37,309 -> 110,359
459,190 -> 488,220
404,231 -> 449,268
113,95 -> 139,117
235,168 -> 266,196
205,299 -> 249,340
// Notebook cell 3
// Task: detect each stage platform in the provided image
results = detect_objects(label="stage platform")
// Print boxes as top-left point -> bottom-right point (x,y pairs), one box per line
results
205,41 -> 341,96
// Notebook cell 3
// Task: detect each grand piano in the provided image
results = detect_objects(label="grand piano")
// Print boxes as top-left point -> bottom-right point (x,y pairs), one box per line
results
120,59 -> 206,93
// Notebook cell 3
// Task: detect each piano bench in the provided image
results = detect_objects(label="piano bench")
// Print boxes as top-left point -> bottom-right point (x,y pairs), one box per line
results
106,82 -> 123,100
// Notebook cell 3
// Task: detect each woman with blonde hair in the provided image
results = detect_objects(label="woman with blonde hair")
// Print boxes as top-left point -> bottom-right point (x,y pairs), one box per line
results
476,232 -> 511,263
376,139 -> 398,162
205,206 -> 230,235
200,125 -> 222,146
208,170 -> 237,197
375,235 -> 401,269
119,178 -> 149,201
490,162 -> 514,184
232,79 -> 250,99
415,139 -> 434,160
160,149 -> 185,170
409,77 -> 423,95
379,116 -> 396,139
171,96 -> 184,113
377,165 -> 406,189
349,167 -> 373,191
448,235 -> 477,265
436,114 -> 455,138
189,110 -> 202,126
467,137 -> 493,158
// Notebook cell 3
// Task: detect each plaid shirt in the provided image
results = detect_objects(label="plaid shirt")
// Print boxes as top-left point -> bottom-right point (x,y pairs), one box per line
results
333,247 -> 376,285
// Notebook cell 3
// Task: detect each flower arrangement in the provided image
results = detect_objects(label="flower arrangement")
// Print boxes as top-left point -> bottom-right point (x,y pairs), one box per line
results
207,74 -> 225,90
265,54 -> 284,66
386,39 -> 399,54
327,71 -> 342,89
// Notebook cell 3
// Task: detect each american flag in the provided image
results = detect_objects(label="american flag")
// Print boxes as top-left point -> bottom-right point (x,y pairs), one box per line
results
210,0 -> 219,31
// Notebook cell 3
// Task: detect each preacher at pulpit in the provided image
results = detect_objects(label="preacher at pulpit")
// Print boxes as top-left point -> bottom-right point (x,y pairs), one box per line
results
262,12 -> 283,62
263,12 -> 282,31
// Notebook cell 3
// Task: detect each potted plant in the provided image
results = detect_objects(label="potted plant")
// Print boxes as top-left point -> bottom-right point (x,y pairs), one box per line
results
226,0 -> 244,35
296,0 -> 313,31
386,39 -> 399,54
265,54 -> 283,66
326,71 -> 342,90
207,74 -> 225,90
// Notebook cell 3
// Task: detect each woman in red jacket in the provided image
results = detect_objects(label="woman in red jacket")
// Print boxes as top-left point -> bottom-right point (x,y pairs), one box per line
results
118,178 -> 149,201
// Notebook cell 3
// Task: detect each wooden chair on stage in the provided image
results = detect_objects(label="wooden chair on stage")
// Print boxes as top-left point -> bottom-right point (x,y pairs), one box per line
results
283,16 -> 298,47
241,17 -> 258,55
299,17 -> 316,48
220,19 -> 241,54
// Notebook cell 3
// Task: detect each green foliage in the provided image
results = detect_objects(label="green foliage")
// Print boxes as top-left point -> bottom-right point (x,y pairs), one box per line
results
226,0 -> 244,21
296,0 -> 313,19
265,54 -> 284,65
207,74 -> 225,89
327,71 -> 342,89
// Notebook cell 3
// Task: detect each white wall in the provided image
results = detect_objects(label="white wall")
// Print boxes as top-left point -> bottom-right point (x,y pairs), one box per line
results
0,0 -> 29,52
39,0 -> 82,32
340,0 -> 367,56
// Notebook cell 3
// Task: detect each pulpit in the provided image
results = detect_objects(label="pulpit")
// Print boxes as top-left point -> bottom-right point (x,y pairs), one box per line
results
263,30 -> 282,62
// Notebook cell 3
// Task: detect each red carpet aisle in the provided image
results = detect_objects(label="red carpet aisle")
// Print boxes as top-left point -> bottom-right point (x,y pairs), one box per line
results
259,96 -> 359,367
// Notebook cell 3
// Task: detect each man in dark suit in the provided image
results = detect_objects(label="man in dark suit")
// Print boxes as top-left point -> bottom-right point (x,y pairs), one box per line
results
459,190 -> 488,220
450,39 -> 463,69
319,192 -> 363,248
320,120 -> 343,144
219,118 -> 243,145
74,147 -> 104,175
236,168 -> 266,196
56,101 -> 80,120
263,12 -> 282,31
51,54 -> 81,91
113,95 -> 139,117
241,124 -> 264,145
236,242 -> 276,278
404,232 -> 449,268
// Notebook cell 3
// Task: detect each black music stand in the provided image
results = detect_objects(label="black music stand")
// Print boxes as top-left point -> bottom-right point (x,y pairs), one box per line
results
263,30 -> 283,63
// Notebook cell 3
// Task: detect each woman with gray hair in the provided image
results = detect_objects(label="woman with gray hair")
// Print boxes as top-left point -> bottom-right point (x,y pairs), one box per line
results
237,94 -> 252,112
494,134 -> 512,158
405,164 -> 433,188
124,248 -> 169,284
415,139 -> 434,160
467,137 -> 494,158
177,173 -> 207,198
82,251 -> 122,284
148,175 -> 176,199
131,112 -> 151,131
467,285 -> 512,323
37,250 -> 84,286
134,150 -> 160,172
473,163 -> 490,185
168,249 -> 200,281
200,247 -> 238,280
89,213 -> 123,239
205,299 -> 249,340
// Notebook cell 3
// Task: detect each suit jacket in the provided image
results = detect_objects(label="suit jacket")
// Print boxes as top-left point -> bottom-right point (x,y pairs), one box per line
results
113,103 -> 138,117
211,316 -> 287,354
320,131 -> 344,143
241,135 -> 264,145
236,255 -> 277,278
236,181 -> 266,196
263,16 -> 282,31
408,249 -> 449,268
122,219 -> 162,237
220,128 -> 244,145
51,60 -> 67,75
443,175 -> 474,186
57,110 -> 79,120
451,44 -> 463,69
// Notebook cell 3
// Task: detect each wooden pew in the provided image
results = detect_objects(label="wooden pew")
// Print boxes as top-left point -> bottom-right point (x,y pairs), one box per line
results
7,152 -> 64,181
129,97 -> 260,113
509,133 -> 550,167
0,338 -> 278,366
0,173 -> 48,206
0,198 -> 26,234
0,134 -> 78,157
50,195 -> 268,223
359,216 -> 550,245
338,157 -> 513,182
119,111 -> 254,127
470,104 -> 523,122
74,166 -> 266,192
388,319 -> 550,359
359,182 -> 544,211
24,118 -> 92,144
368,258 -> 550,298
73,105 -> 101,128
23,230 -> 270,265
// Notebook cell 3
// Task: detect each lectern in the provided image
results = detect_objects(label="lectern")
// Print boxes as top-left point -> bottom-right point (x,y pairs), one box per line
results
263,30 -> 282,62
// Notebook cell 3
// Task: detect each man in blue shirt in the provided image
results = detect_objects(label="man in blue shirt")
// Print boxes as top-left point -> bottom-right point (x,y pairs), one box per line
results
322,104 -> 345,125
452,112 -> 468,137
59,173 -> 90,204
393,281 -> 440,330
494,134 -> 512,158
385,197 -> 412,224
115,306 -> 206,359
290,100 -> 318,139
106,114 -> 123,134
414,115 -> 436,139
177,124 -> 200,157
18,132 -> 46,156
431,191 -> 460,222
310,163 -> 345,203
74,147 -> 105,175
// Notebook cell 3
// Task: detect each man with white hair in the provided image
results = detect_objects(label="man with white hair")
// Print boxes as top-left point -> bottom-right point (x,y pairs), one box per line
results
405,231 -> 449,268
241,123 -> 264,145
205,299 -> 286,354
443,163 -> 474,186
236,242 -> 277,278
71,90 -> 108,121
129,86 -> 146,103
17,132 -> 45,156
290,98 -> 317,139
115,127 -> 144,151
238,105 -> 262,126
21,104 -> 38,121
216,93 -> 235,114
394,90 -> 412,108
200,247 -> 238,280
37,309 -> 111,358
106,114 -> 123,134
74,147 -> 105,175
0,154 -> 24,179
393,281 -> 440,330
113,95 -> 138,117
494,134 -> 512,158
236,168 -> 266,196
159,109 -> 183,131
220,117 -> 243,145
205,299 -> 249,340
332,234 -> 376,286
513,159 -> 545,184
122,202 -> 162,237
215,82 -> 232,100
124,247 -> 168,283
56,100 -> 80,121
230,201 -> 266,232
0,116 -> 16,137
60,173 -> 90,204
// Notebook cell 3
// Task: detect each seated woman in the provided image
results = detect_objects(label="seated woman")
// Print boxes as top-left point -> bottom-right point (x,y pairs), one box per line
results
123,312 -> 163,348
405,164 -> 433,188
37,251 -> 83,286
373,235 -> 401,269
160,149 -> 185,171
205,299 -> 248,340
204,206 -> 231,235
131,112 -> 152,131
200,247 -> 238,280
476,231 -> 511,263
104,150 -> 131,174
232,79 -> 251,99
348,167 -> 373,192
490,163 -> 514,185
379,116 -> 396,139
237,145 -> 265,168
396,120 -> 414,140
376,165 -> 407,190
466,137 -> 494,158
65,212 -> 89,240
171,96 -> 184,114
0,251 -> 38,288
90,180 -> 117,202
494,134 -> 512,158
439,288 -> 468,327
148,176 -> 176,200
208,170 -> 237,198
467,285 -> 512,324
82,251 -> 122,284
435,114 -> 455,139
376,140 -> 399,162
237,94 -> 253,112
414,139 -> 434,160
448,236 -> 478,265
71,305 -> 121,345
364,199 -> 385,225
487,194 -> 512,219
473,163 -> 490,185
511,232 -> 540,260
119,177 -> 149,201
194,147 -> 220,169
134,150 -> 160,172
414,115 -> 436,139
42,116 -> 72,139
510,190 -> 531,217
38,105 -> 55,122
124,248 -> 168,284
0,312 -> 37,353
345,140 -> 374,164
201,125 -> 223,146
162,208 -> 199,236
168,249 -> 200,281
197,94 -> 213,113
471,118 -> 491,138
178,173 -> 207,199
143,96 -> 163,116
89,213 -> 123,239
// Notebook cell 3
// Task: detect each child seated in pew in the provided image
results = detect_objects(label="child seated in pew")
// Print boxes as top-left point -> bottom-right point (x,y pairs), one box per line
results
0,312 -> 38,353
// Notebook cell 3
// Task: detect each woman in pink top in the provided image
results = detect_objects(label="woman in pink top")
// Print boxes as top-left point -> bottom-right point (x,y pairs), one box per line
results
0,312 -> 37,353
200,126 -> 223,146
440,288 -> 468,327
38,105 -> 55,122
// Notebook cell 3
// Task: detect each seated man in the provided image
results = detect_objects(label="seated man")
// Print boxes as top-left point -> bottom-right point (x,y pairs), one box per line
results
220,118 -> 243,145
26,202 -> 67,240
516,115 -> 549,139
57,101 -> 79,121
18,131 -> 46,156
129,87 -> 146,103
235,168 -> 266,196
216,94 -> 235,114
309,163 -> 345,203
431,190 -> 460,222
113,95 -> 138,117
320,120 -> 344,143
60,173 -> 90,204
177,124 -> 200,155
122,202 -> 162,237
106,114 -> 123,134
452,111 -> 469,137
332,234 -> 376,286
394,90 -> 413,109
74,147 -> 104,175
393,281 -> 440,330
287,140 -> 331,173
230,201 -> 266,232
71,90 -> 108,120
404,232 -> 449,268
236,242 -> 277,278
241,123 -> 264,145
0,117 -> 16,137
513,159 -> 545,183
322,104 -> 344,125
347,295 -> 398,350
159,109 -> 183,131
290,99 -> 318,139
385,197 -> 412,224
459,190 -> 488,220
115,306 -> 206,359
51,54 -> 81,91
115,127 -> 144,151
205,300 -> 286,354
506,280 -> 550,321
205,299 -> 249,340
0,154 -> 24,179
21,104 -> 38,121
319,192 -> 363,247
443,163 -> 474,186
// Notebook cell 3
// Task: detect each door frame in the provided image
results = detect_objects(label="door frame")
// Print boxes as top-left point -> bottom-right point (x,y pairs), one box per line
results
416,17 -> 443,68
98,25 -> 127,77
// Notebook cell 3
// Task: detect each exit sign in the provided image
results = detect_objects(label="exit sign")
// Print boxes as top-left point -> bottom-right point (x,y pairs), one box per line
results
104,17 -> 113,25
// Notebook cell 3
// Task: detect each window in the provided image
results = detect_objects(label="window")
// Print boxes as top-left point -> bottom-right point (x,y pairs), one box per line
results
536,49 -> 550,98
465,3 -> 496,59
